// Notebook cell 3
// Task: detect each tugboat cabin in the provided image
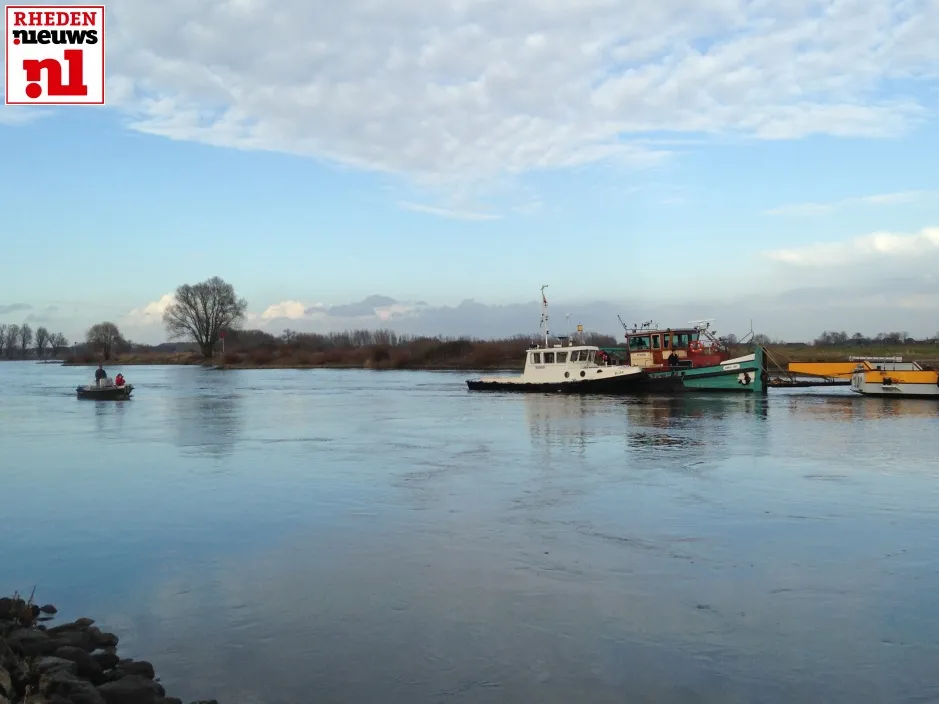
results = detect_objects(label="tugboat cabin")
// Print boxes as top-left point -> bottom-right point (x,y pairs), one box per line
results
619,326 -> 731,370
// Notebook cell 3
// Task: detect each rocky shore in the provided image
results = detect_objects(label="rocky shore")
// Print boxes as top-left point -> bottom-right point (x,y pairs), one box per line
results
1,593 -> 216,704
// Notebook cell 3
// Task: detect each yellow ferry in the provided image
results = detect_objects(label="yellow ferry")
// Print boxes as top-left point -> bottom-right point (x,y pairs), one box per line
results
788,357 -> 939,398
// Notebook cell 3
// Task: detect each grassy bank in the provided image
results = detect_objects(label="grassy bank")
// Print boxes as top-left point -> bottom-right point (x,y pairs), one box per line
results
63,338 -> 541,371
61,339 -> 939,372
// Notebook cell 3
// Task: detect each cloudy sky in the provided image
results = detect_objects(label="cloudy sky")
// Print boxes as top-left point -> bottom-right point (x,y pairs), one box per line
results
2,0 -> 938,344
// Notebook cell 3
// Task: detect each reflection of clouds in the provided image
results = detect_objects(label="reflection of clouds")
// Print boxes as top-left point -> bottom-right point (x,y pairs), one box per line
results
20,369 -> 939,704
105,499 -> 939,704
170,370 -> 242,459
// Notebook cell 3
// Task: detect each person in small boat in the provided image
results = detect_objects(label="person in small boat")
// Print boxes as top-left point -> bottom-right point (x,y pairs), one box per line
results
115,373 -> 125,387
95,364 -> 107,387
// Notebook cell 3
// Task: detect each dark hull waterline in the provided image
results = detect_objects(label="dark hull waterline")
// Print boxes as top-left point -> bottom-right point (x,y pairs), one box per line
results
76,385 -> 134,400
466,373 -> 645,394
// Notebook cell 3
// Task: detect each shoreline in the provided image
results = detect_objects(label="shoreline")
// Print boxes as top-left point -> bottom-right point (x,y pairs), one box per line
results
1,592 -> 216,704
35,341 -> 939,374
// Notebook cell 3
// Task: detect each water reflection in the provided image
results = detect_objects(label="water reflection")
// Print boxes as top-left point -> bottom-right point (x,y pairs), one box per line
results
780,392 -> 939,421
169,369 -> 242,458
92,399 -> 128,439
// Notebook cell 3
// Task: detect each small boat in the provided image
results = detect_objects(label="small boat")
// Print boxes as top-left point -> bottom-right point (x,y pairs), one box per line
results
466,287 -> 646,393
601,318 -> 769,393
76,379 -> 133,400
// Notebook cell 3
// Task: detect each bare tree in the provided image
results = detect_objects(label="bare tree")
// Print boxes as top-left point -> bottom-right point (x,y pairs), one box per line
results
86,322 -> 124,361
49,332 -> 68,357
35,326 -> 50,358
163,276 -> 248,358
18,323 -> 33,356
5,324 -> 19,358
0,324 -> 6,357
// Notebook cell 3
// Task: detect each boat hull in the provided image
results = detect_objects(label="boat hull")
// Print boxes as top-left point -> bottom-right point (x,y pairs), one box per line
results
467,369 -> 646,394
638,347 -> 768,394
77,384 -> 133,400
850,372 -> 939,398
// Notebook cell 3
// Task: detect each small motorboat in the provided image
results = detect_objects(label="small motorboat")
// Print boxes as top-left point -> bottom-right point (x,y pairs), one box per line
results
76,378 -> 133,400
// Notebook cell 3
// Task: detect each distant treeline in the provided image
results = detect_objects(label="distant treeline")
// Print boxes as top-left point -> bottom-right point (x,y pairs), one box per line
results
66,327 -> 622,369
813,331 -> 938,346
0,322 -> 68,359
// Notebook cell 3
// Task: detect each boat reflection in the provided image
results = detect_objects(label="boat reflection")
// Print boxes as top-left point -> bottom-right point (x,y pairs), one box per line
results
622,395 -> 768,454
776,392 -> 939,421
522,393 -> 770,456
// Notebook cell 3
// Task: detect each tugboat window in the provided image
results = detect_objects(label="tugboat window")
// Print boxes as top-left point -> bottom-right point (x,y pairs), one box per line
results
587,351 -> 595,363
652,335 -> 661,349
556,351 -> 568,363
531,352 -> 541,364
629,335 -> 651,350
544,352 -> 555,363
571,351 -> 581,362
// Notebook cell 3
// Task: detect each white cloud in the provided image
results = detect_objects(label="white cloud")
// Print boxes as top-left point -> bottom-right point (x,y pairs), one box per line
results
764,226 -> 939,267
258,300 -> 309,320
19,0 -> 931,198
0,105 -> 53,125
765,190 -> 937,216
124,293 -> 175,325
397,201 -> 501,221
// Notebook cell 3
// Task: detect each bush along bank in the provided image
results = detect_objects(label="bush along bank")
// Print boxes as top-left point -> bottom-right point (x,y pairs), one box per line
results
0,592 -> 217,704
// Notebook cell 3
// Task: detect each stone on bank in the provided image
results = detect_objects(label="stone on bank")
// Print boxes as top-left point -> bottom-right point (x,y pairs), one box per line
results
0,595 -> 218,704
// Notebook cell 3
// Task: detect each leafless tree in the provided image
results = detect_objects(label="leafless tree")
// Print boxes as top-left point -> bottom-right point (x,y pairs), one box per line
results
34,326 -> 50,358
18,323 -> 33,356
5,324 -> 20,358
49,332 -> 68,357
0,324 -> 6,357
163,276 -> 248,358
86,322 -> 124,361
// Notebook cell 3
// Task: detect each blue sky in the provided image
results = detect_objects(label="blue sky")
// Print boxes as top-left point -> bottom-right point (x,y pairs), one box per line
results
2,0 -> 939,343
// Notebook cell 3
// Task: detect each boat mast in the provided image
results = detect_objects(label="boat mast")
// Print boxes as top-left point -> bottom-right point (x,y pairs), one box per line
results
540,285 -> 549,347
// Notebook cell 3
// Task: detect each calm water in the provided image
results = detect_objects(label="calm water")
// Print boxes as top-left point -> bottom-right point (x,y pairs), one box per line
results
2,361 -> 939,703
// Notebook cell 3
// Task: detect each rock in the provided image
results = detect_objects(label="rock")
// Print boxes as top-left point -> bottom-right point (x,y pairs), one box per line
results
0,694 -> 10,704
7,628 -> 57,656
55,646 -> 104,682
96,675 -> 165,704
0,666 -> 11,697
38,670 -> 105,704
91,650 -> 120,672
0,598 -> 21,619
86,627 -> 119,649
33,656 -> 78,677
46,618 -> 94,635
154,699 -> 182,704
49,630 -> 94,652
114,661 -> 155,680
39,605 -> 57,615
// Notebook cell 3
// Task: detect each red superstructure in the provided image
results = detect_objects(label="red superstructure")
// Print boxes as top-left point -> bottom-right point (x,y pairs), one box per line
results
617,321 -> 733,370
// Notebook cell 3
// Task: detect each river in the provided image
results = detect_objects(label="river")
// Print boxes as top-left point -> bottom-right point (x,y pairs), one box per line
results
2,360 -> 938,703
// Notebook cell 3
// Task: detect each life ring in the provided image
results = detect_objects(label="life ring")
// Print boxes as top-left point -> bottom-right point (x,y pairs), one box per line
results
689,341 -> 703,353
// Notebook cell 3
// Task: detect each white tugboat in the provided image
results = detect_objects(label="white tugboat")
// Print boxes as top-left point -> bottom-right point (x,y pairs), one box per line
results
466,286 -> 646,393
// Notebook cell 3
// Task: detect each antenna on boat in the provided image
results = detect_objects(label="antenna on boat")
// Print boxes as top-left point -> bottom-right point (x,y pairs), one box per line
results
540,285 -> 549,348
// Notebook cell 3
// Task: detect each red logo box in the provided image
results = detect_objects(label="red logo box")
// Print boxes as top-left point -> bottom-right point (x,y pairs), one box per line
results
5,4 -> 105,105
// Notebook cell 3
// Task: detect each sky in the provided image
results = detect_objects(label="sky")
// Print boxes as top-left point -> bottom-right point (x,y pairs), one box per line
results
1,0 -> 939,345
